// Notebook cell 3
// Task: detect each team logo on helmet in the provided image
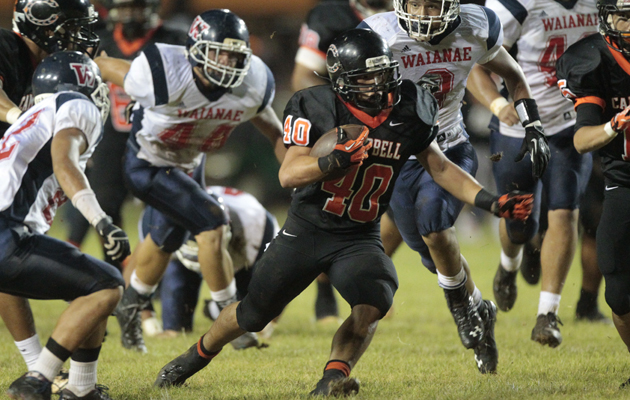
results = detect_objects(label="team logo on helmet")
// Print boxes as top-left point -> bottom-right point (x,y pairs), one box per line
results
24,0 -> 60,27
327,44 -> 341,74
188,15 -> 210,41
70,63 -> 96,88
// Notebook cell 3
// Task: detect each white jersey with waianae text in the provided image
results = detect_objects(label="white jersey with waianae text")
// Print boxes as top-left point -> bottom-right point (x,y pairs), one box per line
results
486,0 -> 598,137
0,92 -> 102,234
361,5 -> 503,151
125,43 -> 276,172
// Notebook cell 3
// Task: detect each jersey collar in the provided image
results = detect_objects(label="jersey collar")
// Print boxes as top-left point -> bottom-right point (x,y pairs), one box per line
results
553,0 -> 578,10
428,16 -> 461,46
605,36 -> 630,76
338,94 -> 393,129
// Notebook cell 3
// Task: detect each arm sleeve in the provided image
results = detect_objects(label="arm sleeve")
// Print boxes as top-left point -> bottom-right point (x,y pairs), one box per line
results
575,102 -> 605,131
54,99 -> 102,148
282,91 -> 323,148
411,83 -> 440,154
477,7 -> 505,64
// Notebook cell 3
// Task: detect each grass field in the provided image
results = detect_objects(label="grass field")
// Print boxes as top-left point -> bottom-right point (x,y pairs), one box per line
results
0,203 -> 627,399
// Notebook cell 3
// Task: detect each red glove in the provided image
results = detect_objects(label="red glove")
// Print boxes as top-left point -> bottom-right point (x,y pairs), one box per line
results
319,126 -> 372,173
611,106 -> 630,135
495,191 -> 534,221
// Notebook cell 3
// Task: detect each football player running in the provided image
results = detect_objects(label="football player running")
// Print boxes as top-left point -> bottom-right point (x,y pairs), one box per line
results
153,29 -> 532,396
556,0 -> 630,388
292,0 -> 395,326
0,0 -> 100,391
467,0 -> 600,347
358,0 -> 548,373
2,51 -> 127,400
95,9 -> 285,353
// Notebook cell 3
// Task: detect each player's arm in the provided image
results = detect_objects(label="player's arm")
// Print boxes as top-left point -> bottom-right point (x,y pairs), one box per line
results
278,145 -> 326,188
94,51 -> 132,87
467,46 -> 519,126
416,141 -> 533,221
51,128 -> 130,260
250,105 -> 287,163
574,102 -> 624,154
0,87 -> 22,124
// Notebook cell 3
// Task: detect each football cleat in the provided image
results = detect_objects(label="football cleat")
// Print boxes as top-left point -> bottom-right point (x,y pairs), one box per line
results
115,286 -> 149,353
444,285 -> 485,349
576,309 -> 613,324
58,384 -> 112,399
154,343 -> 211,388
493,264 -> 518,312
203,299 -> 220,321
230,331 -> 263,350
310,376 -> 360,397
142,316 -> 164,337
531,312 -> 563,348
473,300 -> 498,374
6,371 -> 52,400
52,368 -> 69,394
520,241 -> 541,285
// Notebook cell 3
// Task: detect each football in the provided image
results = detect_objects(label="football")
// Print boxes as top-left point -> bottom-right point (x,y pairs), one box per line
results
310,124 -> 369,181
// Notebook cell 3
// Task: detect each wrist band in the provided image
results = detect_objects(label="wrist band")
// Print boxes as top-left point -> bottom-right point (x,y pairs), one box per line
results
604,121 -> 618,138
474,188 -> 499,213
72,188 -> 107,227
514,98 -> 541,127
489,97 -> 510,117
6,107 -> 21,125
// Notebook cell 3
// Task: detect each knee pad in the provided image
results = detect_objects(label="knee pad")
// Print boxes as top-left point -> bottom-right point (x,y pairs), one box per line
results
236,298 -> 281,333
506,218 -> 539,244
604,276 -> 630,316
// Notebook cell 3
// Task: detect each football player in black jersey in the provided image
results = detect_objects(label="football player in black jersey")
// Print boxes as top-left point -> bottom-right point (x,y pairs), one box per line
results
557,0 -> 630,388
292,0 -> 394,324
154,29 -> 533,396
0,0 -> 99,393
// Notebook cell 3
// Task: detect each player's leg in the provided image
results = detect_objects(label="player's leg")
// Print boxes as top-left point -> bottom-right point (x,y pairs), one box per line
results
491,130 -> 542,312
594,186 -> 630,387
1,230 -> 123,399
531,128 -> 589,347
155,217 -> 322,388
160,257 -> 203,336
314,274 -> 339,324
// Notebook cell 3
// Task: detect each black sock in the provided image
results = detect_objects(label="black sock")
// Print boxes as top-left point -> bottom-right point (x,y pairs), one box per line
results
323,359 -> 351,378
576,289 -> 598,313
46,338 -> 72,362
196,336 -> 221,360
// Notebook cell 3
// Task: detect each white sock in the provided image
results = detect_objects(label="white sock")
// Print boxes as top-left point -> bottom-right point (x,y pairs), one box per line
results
500,248 -> 523,272
437,268 -> 467,290
538,291 -> 561,315
130,270 -> 158,296
210,279 -> 237,303
471,286 -> 483,309
32,347 -> 63,382
15,334 -> 42,370
66,360 -> 97,397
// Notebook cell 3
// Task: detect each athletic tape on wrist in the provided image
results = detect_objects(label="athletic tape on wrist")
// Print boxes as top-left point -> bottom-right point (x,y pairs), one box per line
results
6,107 -> 21,125
71,189 -> 107,227
489,97 -> 509,117
604,121 -> 618,138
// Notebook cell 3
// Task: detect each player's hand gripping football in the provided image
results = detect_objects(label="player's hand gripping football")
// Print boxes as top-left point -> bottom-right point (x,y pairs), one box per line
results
319,126 -> 372,174
515,124 -> 550,179
492,191 -> 534,221
611,106 -> 630,135
95,216 -> 131,261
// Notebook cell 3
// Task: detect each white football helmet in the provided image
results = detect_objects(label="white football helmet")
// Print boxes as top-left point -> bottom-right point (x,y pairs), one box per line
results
394,0 -> 460,42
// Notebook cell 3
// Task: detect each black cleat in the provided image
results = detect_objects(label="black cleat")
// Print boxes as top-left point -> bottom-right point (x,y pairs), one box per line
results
493,264 -> 518,312
154,343 -> 211,388
576,289 -> 613,324
310,377 -> 360,397
474,300 -> 498,374
115,286 -> 149,353
520,241 -> 541,285
6,372 -> 52,400
576,309 -> 613,324
444,285 -> 484,349
531,312 -> 563,348
58,385 -> 112,399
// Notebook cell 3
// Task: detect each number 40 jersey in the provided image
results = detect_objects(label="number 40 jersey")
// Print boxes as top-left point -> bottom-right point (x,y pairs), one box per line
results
124,43 -> 275,173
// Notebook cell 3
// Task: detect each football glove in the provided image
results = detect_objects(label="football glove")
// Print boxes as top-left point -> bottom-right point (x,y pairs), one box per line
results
95,216 -> 131,261
514,124 -> 550,179
493,191 -> 533,221
319,126 -> 372,174
611,106 -> 630,135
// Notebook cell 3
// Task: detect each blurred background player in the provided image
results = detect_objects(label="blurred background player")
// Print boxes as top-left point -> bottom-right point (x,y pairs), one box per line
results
359,0 -> 549,373
153,28 -> 533,395
95,8 -> 285,353
467,0 -> 601,348
556,0 -> 630,386
291,0 -> 394,324
0,0 -> 100,392
143,186 -> 279,340
2,51 -> 127,400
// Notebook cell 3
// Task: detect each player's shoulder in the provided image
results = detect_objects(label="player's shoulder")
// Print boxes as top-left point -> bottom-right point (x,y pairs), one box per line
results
558,34 -> 607,74
233,55 -> 274,100
289,84 -> 337,110
0,29 -> 21,49
362,12 -> 401,41
0,29 -> 26,68
396,80 -> 438,128
459,4 -> 497,31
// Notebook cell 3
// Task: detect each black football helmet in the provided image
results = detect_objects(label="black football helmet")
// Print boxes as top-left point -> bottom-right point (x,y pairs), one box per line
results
327,29 -> 401,113
100,0 -> 161,39
186,9 -> 252,89
350,0 -> 393,19
394,0 -> 460,42
598,0 -> 630,58
13,0 -> 100,58
32,51 -> 110,122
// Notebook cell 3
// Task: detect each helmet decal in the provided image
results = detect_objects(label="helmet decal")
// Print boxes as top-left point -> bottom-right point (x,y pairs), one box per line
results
24,0 -> 59,26
326,45 -> 341,74
70,63 -> 96,88
188,15 -> 210,41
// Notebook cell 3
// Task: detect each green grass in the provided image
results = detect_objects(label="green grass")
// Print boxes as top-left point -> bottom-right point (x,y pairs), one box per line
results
0,203 -> 626,399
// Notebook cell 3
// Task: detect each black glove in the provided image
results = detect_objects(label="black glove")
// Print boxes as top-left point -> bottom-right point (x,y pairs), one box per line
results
318,126 -> 372,174
514,124 -> 550,179
95,216 -> 131,261
493,191 -> 534,221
